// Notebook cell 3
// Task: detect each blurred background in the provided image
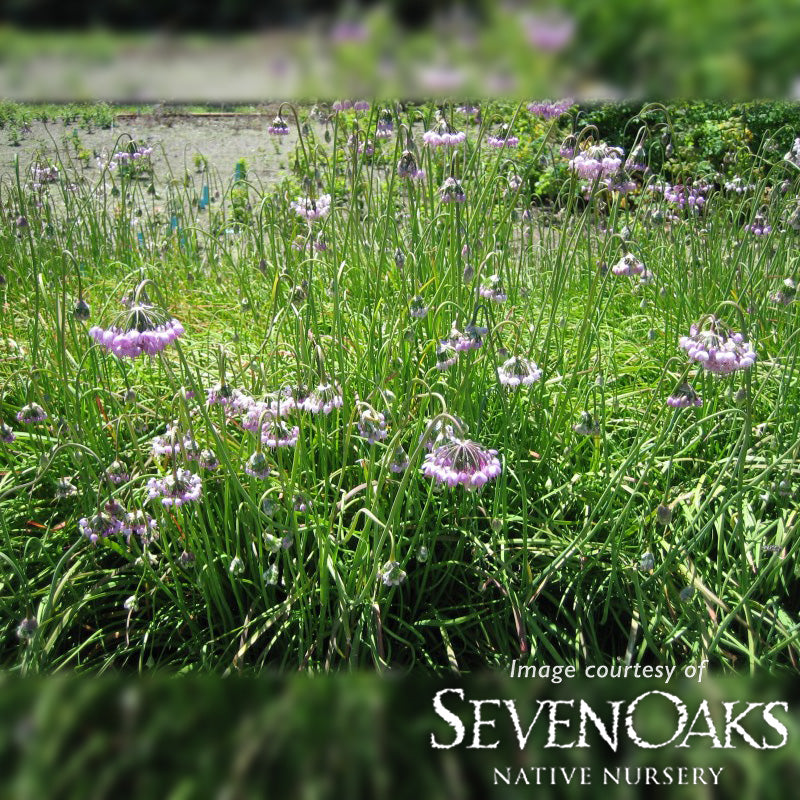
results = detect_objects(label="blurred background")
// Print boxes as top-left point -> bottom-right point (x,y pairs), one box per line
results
0,0 -> 798,100
1,673 -> 798,799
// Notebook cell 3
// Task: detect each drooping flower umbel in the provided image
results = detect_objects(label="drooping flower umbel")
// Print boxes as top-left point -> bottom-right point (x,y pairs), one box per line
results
528,98 -> 574,120
479,274 -> 507,302
301,382 -> 343,414
267,115 -> 290,135
290,193 -> 331,221
679,317 -> 756,375
89,283 -> 184,359
423,114 -> 467,148
17,402 -> 47,424
146,469 -> 202,507
667,382 -> 703,408
397,150 -> 425,179
422,436 -> 502,490
497,356 -> 542,388
611,253 -> 646,277
487,124 -> 519,148
378,560 -> 407,587
357,406 -> 388,443
78,500 -> 127,544
568,141 -> 624,181
439,176 -> 466,203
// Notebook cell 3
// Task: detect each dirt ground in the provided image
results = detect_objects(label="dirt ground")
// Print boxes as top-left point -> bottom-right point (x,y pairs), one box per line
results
0,110 -> 310,190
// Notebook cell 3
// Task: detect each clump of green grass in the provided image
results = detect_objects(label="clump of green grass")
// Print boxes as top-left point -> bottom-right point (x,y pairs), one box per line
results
1,101 -> 799,675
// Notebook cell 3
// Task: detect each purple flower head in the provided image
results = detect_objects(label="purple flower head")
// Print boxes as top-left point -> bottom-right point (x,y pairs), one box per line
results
435,340 -> 458,370
423,114 -> 467,148
605,174 -> 637,195
73,299 -> 91,321
357,406 -> 387,444
611,253 -> 646,277
422,436 -> 502,490
267,115 -> 290,136
206,382 -> 237,406
89,297 -> 184,359
79,506 -> 125,544
568,142 -> 624,181
454,322 -> 488,351
624,145 -> 649,173
379,560 -> 407,587
301,382 -> 343,415
151,421 -> 200,461
498,356 -> 542,388
122,509 -> 158,544
487,125 -> 519,148
261,420 -> 300,449
397,150 -> 425,180
332,99 -> 354,112
528,99 -> 574,120
105,459 -> 130,485
388,445 -> 409,473
147,469 -> 202,507
198,449 -> 219,471
293,493 -> 311,513
745,213 -> 771,236
559,135 -> 577,158
440,176 -> 466,203
376,111 -> 394,139
678,317 -> 756,374
479,274 -> 507,302
667,383 -> 703,408
0,423 -> 14,444
724,176 -> 754,194
290,194 -> 331,221
654,181 -> 708,214
17,403 -> 47,424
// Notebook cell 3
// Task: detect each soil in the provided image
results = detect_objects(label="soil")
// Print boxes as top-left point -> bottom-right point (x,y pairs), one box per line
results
0,110 -> 309,191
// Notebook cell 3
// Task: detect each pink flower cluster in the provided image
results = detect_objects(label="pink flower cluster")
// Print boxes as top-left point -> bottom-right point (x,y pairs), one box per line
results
667,383 -> 703,408
497,356 -> 542,388
422,436 -> 502,490
611,254 -> 646,277
527,99 -> 573,120
290,194 -> 331,220
267,116 -> 290,135
89,318 -> 184,358
146,469 -> 202,507
679,318 -> 756,374
568,143 -> 624,181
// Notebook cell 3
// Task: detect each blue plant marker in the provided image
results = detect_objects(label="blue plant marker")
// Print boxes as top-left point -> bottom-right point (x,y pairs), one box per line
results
170,215 -> 179,231
199,184 -> 209,210
234,163 -> 245,182
137,231 -> 145,248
